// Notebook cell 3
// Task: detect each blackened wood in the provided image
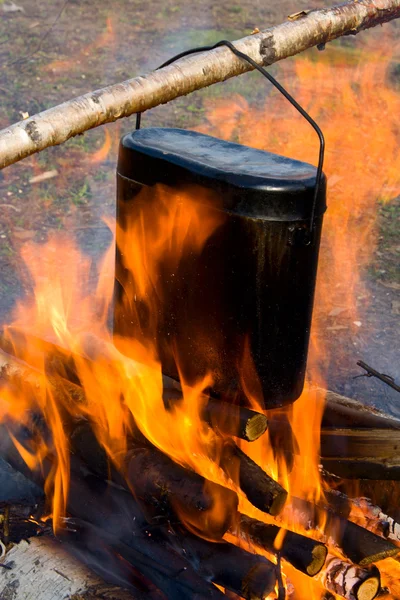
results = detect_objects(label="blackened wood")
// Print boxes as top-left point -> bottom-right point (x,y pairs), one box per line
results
58,525 -> 168,600
322,390 -> 400,430
340,519 -> 399,566
289,497 -> 399,566
125,444 -> 238,539
164,525 -> 277,600
70,421 -> 111,479
334,479 -> 400,524
62,519 -> 225,600
0,456 -> 43,505
65,469 -> 226,600
322,459 -> 400,480
323,488 -> 352,519
206,398 -> 268,442
68,466 -> 274,600
163,384 -> 268,443
237,514 -> 327,576
220,440 -> 287,516
0,346 -> 238,538
0,441 -> 225,600
2,332 -> 269,443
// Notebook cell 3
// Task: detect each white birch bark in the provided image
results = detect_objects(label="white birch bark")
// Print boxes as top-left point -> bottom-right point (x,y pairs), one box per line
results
0,537 -> 135,600
318,554 -> 380,600
0,0 -> 400,169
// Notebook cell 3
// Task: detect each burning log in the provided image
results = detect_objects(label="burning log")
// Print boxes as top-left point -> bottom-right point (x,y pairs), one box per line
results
339,519 -> 400,566
288,498 -> 400,566
162,383 -> 268,443
319,554 -> 381,600
1,0 -> 400,168
124,443 -> 238,539
205,399 -> 268,442
63,518 -> 227,600
164,525 -> 277,600
235,513 -> 328,577
220,440 -> 288,516
0,347 -> 238,539
351,497 -> 400,544
65,465 -> 277,600
64,466 -> 234,600
2,331 -> 269,443
0,443 -> 268,599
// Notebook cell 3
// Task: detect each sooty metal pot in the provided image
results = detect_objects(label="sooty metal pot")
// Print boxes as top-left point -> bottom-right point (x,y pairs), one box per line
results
114,127 -> 327,409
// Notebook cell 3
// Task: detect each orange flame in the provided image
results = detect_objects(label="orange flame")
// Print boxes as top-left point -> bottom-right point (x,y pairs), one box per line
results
45,17 -> 115,74
1,37 -> 400,600
89,129 -> 112,163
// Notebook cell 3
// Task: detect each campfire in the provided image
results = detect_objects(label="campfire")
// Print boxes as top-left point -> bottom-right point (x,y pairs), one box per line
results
1,3 -> 400,600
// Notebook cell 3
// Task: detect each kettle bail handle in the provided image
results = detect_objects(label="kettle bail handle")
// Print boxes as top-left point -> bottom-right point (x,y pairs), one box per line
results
135,39 -> 325,236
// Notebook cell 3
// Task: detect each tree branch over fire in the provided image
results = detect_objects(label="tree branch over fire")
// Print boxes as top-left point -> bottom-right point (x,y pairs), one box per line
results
0,0 -> 400,169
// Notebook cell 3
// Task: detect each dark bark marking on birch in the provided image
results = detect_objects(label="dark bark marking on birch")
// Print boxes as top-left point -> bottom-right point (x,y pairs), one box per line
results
0,579 -> 20,600
259,33 -> 276,65
91,93 -> 101,104
25,121 -> 41,144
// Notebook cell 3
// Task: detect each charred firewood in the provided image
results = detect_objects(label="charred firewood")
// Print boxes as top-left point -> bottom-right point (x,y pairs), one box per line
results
205,398 -> 268,442
236,513 -> 327,577
2,330 -> 269,444
164,524 -> 277,600
0,444 -> 225,600
220,440 -> 287,516
163,385 -> 268,443
319,554 -> 381,600
339,519 -> 400,566
2,331 -> 270,445
124,443 -> 238,539
62,518 -> 225,600
16,451 -> 273,600
322,390 -> 400,430
323,488 -> 352,519
0,345 -> 280,535
288,497 -> 399,566
67,464 -> 276,600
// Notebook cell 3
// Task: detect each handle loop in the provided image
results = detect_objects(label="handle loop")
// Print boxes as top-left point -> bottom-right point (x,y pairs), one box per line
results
135,39 -> 325,235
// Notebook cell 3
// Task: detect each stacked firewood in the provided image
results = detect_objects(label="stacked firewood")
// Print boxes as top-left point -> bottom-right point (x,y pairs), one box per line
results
0,335 -> 399,600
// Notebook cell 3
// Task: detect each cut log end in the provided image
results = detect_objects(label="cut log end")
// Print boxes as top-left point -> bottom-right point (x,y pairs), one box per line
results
243,412 -> 268,442
356,576 -> 380,600
237,514 -> 327,578
321,556 -> 381,600
308,543 -> 328,576
269,489 -> 289,517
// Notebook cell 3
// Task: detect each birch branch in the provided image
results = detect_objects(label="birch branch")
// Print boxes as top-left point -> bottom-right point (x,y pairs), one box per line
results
318,554 -> 381,600
1,0 -> 400,169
